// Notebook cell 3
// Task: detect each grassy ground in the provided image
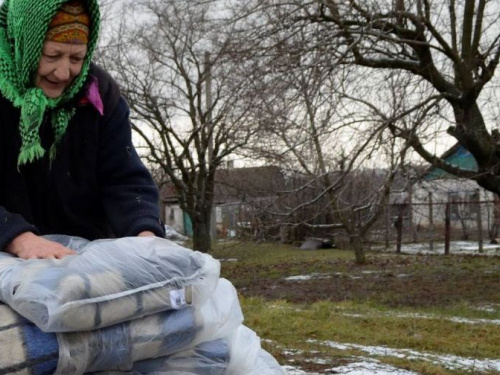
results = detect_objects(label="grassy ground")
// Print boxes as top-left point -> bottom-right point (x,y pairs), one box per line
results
211,241 -> 500,375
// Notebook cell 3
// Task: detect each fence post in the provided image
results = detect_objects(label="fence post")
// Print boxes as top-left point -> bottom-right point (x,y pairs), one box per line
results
408,183 -> 417,243
445,202 -> 451,255
385,204 -> 390,249
428,192 -> 434,251
476,189 -> 483,253
396,204 -> 403,254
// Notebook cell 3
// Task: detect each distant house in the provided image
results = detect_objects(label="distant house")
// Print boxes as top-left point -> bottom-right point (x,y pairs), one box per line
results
212,165 -> 287,237
159,165 -> 287,238
412,144 -> 498,233
160,182 -> 193,237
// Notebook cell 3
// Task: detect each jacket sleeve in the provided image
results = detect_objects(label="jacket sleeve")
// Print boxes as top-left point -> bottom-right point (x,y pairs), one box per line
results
0,101 -> 39,251
0,207 -> 39,251
96,96 -> 165,238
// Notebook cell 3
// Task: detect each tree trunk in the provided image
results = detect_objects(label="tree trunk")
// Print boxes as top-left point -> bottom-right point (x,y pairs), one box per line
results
492,194 -> 500,240
349,235 -> 366,264
451,103 -> 500,194
192,213 -> 212,253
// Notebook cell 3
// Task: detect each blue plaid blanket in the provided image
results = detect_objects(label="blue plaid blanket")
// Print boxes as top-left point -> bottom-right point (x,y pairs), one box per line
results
0,302 -> 230,375
133,339 -> 230,375
0,304 -> 58,375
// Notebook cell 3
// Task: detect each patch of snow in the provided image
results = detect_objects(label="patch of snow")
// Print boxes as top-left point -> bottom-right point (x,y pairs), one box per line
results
285,275 -> 315,281
164,225 -> 188,243
327,358 -> 419,374
285,273 -> 332,281
390,241 -> 500,255
312,340 -> 500,372
282,365 -> 321,375
474,304 -> 500,313
405,312 -> 500,326
282,349 -> 304,356
285,271 -> 415,282
342,311 -> 500,326
447,317 -> 500,325
283,358 -> 419,374
218,258 -> 238,262
305,358 -> 329,365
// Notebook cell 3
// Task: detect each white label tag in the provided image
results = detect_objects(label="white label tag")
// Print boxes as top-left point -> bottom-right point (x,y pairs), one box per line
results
170,289 -> 186,309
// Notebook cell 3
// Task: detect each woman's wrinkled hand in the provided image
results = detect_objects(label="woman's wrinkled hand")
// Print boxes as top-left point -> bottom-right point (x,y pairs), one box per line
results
5,232 -> 77,259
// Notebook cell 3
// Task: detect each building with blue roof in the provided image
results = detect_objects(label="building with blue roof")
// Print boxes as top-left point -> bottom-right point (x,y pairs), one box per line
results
411,144 -> 497,237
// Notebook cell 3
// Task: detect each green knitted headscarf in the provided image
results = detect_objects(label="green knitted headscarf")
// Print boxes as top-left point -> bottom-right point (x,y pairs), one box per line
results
0,0 -> 100,165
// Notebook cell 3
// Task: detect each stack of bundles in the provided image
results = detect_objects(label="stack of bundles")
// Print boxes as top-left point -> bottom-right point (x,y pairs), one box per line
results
0,236 -> 284,375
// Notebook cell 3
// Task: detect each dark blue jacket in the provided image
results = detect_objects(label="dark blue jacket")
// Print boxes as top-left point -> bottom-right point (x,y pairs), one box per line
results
0,64 -> 165,251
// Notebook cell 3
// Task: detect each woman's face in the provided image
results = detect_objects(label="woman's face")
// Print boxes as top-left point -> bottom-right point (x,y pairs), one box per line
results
35,41 -> 87,98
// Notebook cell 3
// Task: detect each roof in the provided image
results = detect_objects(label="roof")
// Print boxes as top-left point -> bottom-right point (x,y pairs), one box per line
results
159,181 -> 180,203
159,165 -> 287,204
214,165 -> 286,204
424,144 -> 478,180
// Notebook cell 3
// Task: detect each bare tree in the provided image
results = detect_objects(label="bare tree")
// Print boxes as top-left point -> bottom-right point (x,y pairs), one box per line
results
240,0 -> 500,194
101,0 -> 262,252
233,23 -> 413,263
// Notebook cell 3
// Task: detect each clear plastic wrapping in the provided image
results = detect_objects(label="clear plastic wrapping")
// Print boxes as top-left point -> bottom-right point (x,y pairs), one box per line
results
0,236 -> 220,332
0,282 -> 283,375
132,326 -> 284,375
226,325 -> 285,375
131,339 -> 231,375
55,279 -> 244,374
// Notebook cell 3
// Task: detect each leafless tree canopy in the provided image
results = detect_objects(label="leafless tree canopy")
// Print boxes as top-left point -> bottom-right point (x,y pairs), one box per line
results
216,0 -> 422,262
233,0 -> 500,194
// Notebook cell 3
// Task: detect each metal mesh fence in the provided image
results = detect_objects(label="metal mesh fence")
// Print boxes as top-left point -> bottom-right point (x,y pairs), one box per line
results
366,199 -> 500,253
214,198 -> 500,253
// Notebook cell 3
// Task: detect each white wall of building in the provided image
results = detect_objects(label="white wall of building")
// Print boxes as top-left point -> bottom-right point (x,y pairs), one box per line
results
164,204 -> 185,233
412,179 -> 495,229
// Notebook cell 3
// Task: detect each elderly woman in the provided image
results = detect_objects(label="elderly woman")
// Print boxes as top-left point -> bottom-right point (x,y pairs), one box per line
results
0,0 -> 165,259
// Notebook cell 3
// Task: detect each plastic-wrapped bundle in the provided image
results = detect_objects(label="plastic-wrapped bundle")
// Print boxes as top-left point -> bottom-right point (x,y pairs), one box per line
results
0,303 -> 58,375
0,235 -> 284,375
0,280 -> 283,375
0,236 -> 220,332
55,279 -> 244,374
